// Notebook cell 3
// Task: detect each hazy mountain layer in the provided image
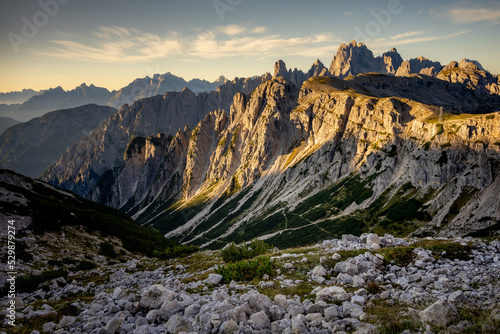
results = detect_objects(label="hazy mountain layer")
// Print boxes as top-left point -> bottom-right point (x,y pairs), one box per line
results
0,117 -> 20,135
0,89 -> 38,105
0,104 -> 116,178
108,73 -> 229,109
0,84 -> 116,122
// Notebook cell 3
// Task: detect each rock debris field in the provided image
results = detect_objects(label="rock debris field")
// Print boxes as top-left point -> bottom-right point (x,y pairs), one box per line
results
2,234 -> 500,333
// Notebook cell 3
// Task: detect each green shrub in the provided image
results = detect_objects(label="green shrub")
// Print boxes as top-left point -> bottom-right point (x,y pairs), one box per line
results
152,244 -> 199,259
215,256 -> 276,283
384,198 -> 430,222
48,259 -> 63,267
17,241 -> 33,262
98,242 -> 118,258
0,269 -> 68,294
71,260 -> 97,272
221,239 -> 271,263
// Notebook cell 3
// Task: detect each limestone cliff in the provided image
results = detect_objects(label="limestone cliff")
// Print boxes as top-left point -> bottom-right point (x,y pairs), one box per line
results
80,75 -> 500,247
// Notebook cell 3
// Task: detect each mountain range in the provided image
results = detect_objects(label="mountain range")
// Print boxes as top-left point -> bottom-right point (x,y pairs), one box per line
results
0,74 -> 232,123
39,41 -> 500,249
0,88 -> 39,105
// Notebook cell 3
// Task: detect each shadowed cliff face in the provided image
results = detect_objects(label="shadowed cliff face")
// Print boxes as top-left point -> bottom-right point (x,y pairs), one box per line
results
41,77 -> 267,197
57,74 -> 500,248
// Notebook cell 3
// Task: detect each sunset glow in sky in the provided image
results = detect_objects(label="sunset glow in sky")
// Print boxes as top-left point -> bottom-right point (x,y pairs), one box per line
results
1,0 -> 499,92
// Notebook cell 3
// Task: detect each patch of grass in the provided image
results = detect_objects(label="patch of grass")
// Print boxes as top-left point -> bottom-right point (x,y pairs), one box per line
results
366,300 -> 420,334
318,216 -> 365,239
382,198 -> 431,223
442,187 -> 478,225
215,256 -> 276,283
221,239 -> 271,263
261,281 -> 316,302
267,224 -> 332,249
378,246 -> 414,266
485,114 -> 495,120
413,239 -> 472,261
456,306 -> 500,333
153,244 -> 199,259
436,123 -> 444,135
70,260 -> 97,272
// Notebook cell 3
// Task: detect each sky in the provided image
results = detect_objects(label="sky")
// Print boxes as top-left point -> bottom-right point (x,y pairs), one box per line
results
0,0 -> 499,93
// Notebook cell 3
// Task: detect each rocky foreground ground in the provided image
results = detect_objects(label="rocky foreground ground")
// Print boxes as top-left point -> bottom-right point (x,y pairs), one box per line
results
1,234 -> 500,334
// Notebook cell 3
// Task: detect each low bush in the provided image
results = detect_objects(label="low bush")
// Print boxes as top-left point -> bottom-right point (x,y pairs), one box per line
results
71,260 -> 97,272
221,239 -> 271,263
0,269 -> 68,294
98,242 -> 118,259
215,256 -> 276,283
152,244 -> 199,259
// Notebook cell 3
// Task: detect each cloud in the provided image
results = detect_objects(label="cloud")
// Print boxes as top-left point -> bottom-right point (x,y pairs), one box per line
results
217,25 -> 246,36
188,31 -> 339,59
371,30 -> 471,49
252,26 -> 267,34
35,26 -> 182,62
447,7 -> 500,23
343,11 -> 355,16
34,25 -> 339,62
390,31 -> 424,40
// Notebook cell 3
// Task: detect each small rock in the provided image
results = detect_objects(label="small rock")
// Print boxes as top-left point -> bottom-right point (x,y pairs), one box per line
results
220,320 -> 239,333
58,316 -> 76,328
274,294 -> 288,309
165,314 -> 191,334
291,314 -> 308,334
491,308 -> 500,322
343,301 -> 364,318
312,265 -> 327,277
248,310 -> 270,330
332,253 -> 342,261
105,311 -> 126,334
42,322 -> 56,333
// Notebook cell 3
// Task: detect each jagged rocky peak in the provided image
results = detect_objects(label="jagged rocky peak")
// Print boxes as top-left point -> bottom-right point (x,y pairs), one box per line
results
273,60 -> 288,78
381,47 -> 404,74
396,57 -> 443,77
437,59 -> 499,95
329,40 -> 404,77
308,59 -> 327,77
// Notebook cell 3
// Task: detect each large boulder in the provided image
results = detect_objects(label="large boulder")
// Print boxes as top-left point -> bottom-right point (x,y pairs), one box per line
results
205,273 -> 223,285
243,290 -> 273,314
140,285 -> 175,310
315,286 -> 349,303
420,300 -> 459,328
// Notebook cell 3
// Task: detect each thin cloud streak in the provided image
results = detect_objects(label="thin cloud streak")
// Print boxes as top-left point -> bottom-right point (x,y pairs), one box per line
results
448,8 -> 500,23
33,25 -> 340,62
390,31 -> 424,40
372,30 -> 471,49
